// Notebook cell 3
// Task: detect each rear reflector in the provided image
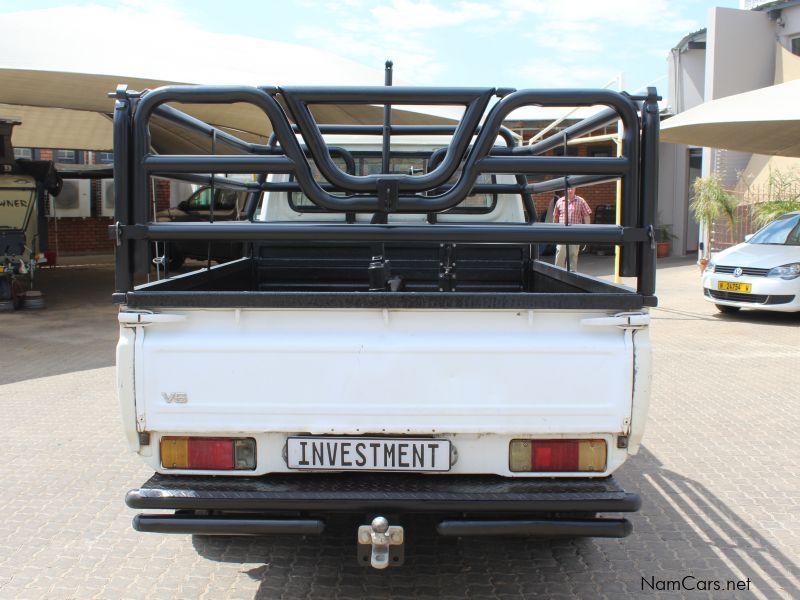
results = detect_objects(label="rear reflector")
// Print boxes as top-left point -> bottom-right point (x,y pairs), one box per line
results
160,437 -> 256,470
509,439 -> 606,472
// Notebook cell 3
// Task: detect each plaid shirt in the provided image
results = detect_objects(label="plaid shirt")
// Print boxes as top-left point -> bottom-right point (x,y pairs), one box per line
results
553,195 -> 592,225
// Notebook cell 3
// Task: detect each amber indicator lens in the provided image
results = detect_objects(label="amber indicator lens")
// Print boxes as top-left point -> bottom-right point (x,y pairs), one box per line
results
509,439 -> 606,472
161,437 -> 256,470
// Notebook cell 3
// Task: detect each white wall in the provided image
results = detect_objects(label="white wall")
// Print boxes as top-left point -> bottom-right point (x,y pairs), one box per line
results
668,44 -> 706,114
778,4 -> 800,49
702,7 -> 776,179
657,142 -> 687,256
705,7 -> 775,100
664,40 -> 705,256
169,180 -> 196,208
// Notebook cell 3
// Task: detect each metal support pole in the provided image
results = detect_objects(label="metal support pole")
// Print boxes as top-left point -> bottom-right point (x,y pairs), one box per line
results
563,133 -> 571,273
637,89 -> 659,297
614,136 -> 623,284
382,61 -> 393,175
112,87 -> 133,293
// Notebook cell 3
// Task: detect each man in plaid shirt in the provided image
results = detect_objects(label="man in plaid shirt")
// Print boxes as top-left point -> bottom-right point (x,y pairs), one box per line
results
552,188 -> 592,271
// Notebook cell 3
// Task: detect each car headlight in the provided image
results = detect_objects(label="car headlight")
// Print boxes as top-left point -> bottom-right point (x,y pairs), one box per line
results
704,260 -> 715,273
767,263 -> 800,280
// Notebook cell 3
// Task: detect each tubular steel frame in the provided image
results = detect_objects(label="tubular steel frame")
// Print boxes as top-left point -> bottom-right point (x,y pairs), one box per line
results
111,83 -> 659,299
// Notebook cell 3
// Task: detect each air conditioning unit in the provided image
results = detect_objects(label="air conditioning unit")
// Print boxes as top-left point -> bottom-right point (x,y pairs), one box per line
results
100,178 -> 115,217
47,179 -> 90,217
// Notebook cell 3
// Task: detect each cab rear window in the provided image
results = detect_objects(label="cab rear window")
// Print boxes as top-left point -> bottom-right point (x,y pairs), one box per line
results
288,155 -> 496,214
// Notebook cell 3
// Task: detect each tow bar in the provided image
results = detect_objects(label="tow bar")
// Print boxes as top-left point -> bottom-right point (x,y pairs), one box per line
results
357,516 -> 404,569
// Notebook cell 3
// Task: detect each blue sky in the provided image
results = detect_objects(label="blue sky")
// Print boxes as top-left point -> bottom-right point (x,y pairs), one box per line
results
3,0 -> 737,94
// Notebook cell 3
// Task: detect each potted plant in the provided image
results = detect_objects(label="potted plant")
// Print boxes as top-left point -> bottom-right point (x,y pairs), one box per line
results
655,224 -> 676,258
690,174 -> 737,272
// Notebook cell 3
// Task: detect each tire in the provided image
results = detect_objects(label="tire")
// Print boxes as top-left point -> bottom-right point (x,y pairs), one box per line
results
10,278 -> 25,310
0,277 -> 12,311
715,304 -> 740,314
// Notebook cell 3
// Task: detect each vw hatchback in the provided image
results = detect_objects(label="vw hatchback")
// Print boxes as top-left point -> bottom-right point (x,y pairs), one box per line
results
703,212 -> 800,313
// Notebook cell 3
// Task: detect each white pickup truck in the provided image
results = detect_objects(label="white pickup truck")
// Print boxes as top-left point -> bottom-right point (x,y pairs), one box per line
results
113,84 -> 659,568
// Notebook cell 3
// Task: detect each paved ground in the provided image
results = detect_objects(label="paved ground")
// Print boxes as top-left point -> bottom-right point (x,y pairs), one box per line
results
1,255 -> 798,599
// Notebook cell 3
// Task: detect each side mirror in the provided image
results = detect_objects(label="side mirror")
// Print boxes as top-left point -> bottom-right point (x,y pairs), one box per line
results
744,234 -> 753,242
177,200 -> 189,212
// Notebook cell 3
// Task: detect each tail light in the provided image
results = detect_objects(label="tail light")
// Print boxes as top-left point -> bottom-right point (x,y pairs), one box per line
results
509,439 -> 606,472
160,437 -> 256,470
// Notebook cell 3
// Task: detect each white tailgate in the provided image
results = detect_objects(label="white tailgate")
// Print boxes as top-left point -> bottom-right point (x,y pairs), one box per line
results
129,308 -> 640,436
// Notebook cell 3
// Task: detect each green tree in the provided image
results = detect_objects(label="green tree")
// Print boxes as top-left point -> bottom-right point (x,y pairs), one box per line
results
691,174 -> 737,258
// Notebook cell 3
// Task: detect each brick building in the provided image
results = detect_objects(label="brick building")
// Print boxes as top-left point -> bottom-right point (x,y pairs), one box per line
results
505,118 -> 619,223
16,147 -> 170,257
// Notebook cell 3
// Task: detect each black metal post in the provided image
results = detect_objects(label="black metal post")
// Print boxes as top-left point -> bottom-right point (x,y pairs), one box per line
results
112,87 -> 133,292
382,61 -> 393,175
638,88 -> 659,297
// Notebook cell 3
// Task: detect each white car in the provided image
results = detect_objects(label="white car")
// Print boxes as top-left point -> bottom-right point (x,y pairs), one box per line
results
703,212 -> 800,313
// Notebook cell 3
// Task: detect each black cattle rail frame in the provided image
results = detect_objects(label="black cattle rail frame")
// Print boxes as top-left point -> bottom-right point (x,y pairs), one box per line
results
110,82 -> 660,305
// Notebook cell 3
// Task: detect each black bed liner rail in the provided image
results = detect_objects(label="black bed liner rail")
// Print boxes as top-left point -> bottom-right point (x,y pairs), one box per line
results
111,83 -> 659,298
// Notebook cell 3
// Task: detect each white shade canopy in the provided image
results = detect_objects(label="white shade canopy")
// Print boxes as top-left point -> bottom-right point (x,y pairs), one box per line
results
0,68 -> 457,153
0,102 -> 112,151
660,79 -> 800,157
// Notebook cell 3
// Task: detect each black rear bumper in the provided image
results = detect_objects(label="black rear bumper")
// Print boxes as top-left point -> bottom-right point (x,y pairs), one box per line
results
127,473 -> 639,538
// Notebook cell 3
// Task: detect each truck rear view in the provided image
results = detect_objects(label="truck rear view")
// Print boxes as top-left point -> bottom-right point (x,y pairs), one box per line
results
112,82 -> 659,568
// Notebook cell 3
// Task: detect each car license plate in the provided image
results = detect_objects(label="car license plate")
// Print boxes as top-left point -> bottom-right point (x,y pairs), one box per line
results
718,281 -> 751,293
287,437 -> 451,472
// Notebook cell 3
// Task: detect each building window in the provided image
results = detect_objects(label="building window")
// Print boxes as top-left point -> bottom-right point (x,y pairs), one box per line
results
792,36 -> 800,56
97,151 -> 114,164
588,144 -> 614,157
14,147 -> 32,160
552,146 -> 579,157
55,149 -> 77,163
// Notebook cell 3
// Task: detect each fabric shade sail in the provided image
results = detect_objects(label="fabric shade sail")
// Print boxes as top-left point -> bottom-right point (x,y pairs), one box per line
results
0,68 -> 457,154
660,79 -> 800,158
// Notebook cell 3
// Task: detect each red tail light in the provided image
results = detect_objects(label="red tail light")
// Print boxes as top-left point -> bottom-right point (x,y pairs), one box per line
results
509,439 -> 606,472
188,438 -> 234,470
160,437 -> 256,470
531,439 -> 579,471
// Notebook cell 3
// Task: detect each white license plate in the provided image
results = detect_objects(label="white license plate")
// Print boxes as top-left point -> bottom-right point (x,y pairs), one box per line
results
287,437 -> 451,472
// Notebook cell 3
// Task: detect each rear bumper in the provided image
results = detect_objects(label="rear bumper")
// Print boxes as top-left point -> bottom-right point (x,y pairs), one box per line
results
127,473 -> 639,538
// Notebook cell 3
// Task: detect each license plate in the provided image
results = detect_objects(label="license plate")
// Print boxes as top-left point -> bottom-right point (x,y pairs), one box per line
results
287,437 -> 451,472
718,281 -> 751,293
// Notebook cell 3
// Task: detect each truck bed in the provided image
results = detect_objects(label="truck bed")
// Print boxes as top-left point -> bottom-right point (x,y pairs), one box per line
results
117,242 -> 655,311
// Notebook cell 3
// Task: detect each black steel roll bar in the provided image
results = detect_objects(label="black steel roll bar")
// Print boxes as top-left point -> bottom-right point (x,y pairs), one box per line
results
128,86 -> 639,212
111,82 -> 658,295
124,222 -> 648,245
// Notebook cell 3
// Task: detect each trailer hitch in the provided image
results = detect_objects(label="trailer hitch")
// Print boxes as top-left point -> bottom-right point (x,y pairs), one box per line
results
357,516 -> 404,569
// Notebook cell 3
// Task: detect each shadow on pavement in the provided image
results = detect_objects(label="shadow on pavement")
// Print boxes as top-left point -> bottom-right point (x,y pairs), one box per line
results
0,263 -> 118,385
652,304 -> 800,326
711,309 -> 800,326
188,446 -> 796,598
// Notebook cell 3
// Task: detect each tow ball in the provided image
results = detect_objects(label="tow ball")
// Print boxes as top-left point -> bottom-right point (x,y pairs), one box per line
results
357,516 -> 404,569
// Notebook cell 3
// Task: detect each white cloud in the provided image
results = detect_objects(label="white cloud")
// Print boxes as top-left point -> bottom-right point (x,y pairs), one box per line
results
0,0 -> 709,93
288,0 -> 706,88
518,57 -> 619,89
501,0 -> 698,32
291,0 -> 508,83
535,32 -> 603,55
0,4 -> 386,86
370,0 -> 501,30
294,1 -> 464,85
